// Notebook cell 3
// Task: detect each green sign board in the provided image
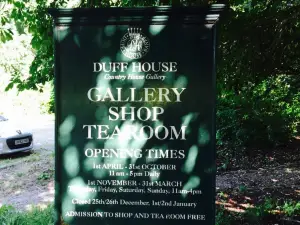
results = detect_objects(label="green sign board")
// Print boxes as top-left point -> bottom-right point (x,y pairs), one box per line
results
50,5 -> 224,225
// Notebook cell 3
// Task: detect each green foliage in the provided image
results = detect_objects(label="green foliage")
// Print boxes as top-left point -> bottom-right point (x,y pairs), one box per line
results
0,205 -> 15,224
216,198 -> 300,224
245,198 -> 275,223
0,3 -> 13,43
217,75 -> 300,149
8,0 -> 59,91
37,172 -> 51,181
0,27 -> 13,43
0,0 -> 299,149
0,34 -> 34,91
215,206 -> 235,225
281,201 -> 300,216
220,1 -> 300,85
37,169 -> 54,182
0,205 -> 54,225
215,0 -> 300,151
244,198 -> 300,223
40,83 -> 55,113
48,88 -> 55,113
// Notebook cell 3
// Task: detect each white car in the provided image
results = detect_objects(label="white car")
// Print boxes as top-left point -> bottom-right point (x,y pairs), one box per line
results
0,115 -> 33,154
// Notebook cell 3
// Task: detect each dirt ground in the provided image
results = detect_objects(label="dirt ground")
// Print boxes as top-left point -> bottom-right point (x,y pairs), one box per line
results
0,149 -> 299,211
0,151 -> 54,211
217,163 -> 300,191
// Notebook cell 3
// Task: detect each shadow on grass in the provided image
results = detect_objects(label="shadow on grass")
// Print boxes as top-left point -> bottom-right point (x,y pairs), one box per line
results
216,190 -> 300,225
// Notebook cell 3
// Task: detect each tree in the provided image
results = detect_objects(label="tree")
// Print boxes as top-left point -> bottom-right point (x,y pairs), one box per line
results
0,3 -> 13,43
1,0 -> 299,90
1,0 -> 217,91
0,0 -> 299,147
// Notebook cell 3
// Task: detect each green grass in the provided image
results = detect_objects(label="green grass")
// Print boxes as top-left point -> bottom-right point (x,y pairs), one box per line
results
37,170 -> 54,181
23,152 -> 41,162
1,199 -> 299,225
0,205 -> 54,225
0,152 -> 40,169
216,198 -> 300,225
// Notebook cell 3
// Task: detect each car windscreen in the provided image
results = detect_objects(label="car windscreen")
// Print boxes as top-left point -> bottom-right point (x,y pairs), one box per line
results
0,116 -> 8,121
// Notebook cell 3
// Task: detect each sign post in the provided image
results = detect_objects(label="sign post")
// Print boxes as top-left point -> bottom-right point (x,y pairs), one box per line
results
49,5 -> 225,225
